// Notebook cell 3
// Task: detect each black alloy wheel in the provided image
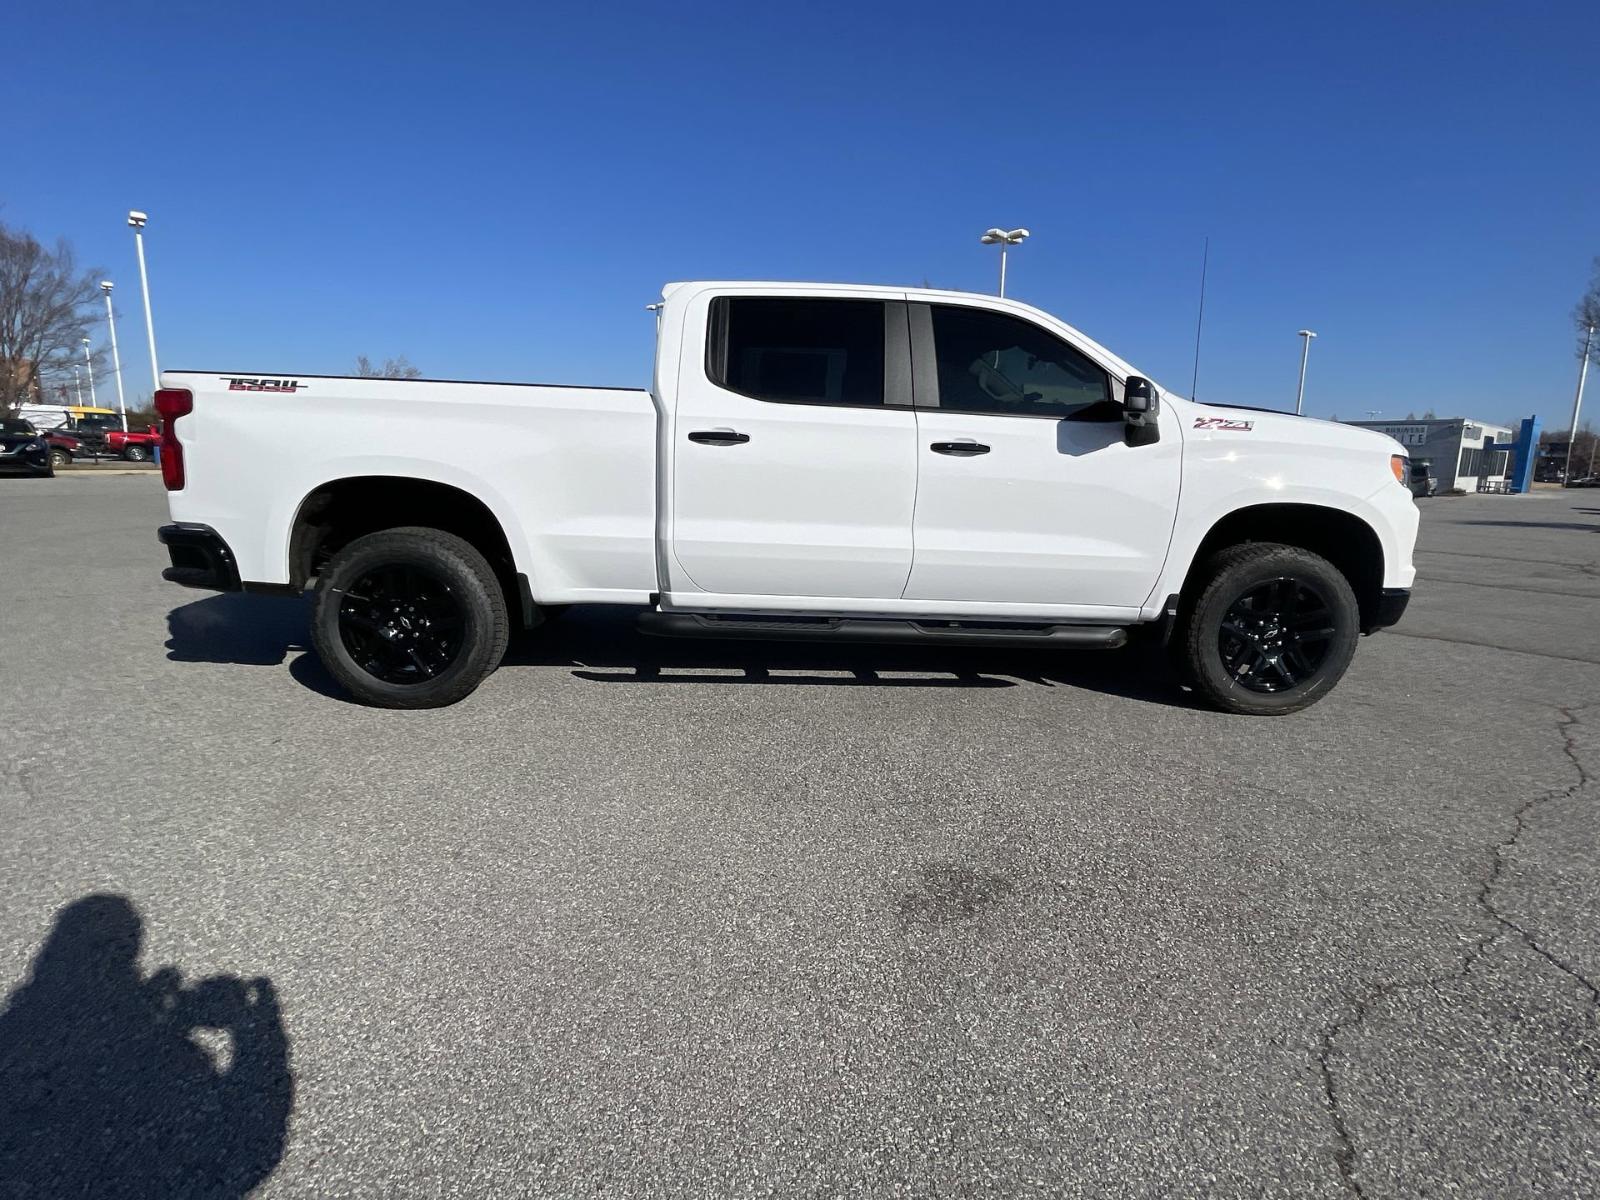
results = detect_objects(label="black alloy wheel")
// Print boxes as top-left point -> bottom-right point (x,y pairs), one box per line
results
1179,543 -> 1361,716
337,563 -> 466,685
311,526 -> 510,708
1216,576 -> 1337,694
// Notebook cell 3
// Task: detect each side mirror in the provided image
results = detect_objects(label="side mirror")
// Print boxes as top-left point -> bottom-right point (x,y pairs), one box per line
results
1123,376 -> 1160,446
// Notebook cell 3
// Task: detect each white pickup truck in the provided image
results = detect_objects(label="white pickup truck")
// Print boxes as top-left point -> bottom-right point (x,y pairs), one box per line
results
155,281 -> 1417,715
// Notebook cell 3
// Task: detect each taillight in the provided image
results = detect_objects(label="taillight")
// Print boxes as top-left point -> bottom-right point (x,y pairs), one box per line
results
154,388 -> 193,491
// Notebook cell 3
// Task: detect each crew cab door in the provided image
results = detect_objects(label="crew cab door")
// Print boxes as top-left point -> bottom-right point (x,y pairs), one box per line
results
903,302 -> 1181,610
666,290 -> 918,600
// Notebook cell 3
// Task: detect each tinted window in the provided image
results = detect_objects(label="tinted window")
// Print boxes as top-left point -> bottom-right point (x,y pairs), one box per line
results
1,419 -> 35,435
710,297 -> 885,406
929,305 -> 1114,419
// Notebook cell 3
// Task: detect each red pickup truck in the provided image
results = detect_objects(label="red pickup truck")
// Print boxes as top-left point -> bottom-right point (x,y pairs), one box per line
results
105,424 -> 162,462
56,411 -> 160,461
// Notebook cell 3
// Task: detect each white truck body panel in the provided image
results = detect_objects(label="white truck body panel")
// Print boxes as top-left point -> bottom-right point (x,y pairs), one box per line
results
160,280 -> 1416,628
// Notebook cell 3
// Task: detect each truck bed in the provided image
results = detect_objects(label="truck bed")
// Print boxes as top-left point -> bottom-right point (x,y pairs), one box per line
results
162,372 -> 660,603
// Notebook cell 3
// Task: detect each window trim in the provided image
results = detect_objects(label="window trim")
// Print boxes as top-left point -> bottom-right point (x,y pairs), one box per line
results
908,301 -> 1120,422
702,295 -> 913,411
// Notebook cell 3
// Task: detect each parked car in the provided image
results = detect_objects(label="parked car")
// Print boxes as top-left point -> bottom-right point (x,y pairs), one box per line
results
1407,458 -> 1437,498
43,429 -> 82,469
0,418 -> 55,477
154,281 -> 1419,716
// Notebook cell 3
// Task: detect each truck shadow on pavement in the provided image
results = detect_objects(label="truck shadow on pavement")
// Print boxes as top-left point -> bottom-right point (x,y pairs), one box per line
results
0,894 -> 293,1199
166,593 -> 1199,709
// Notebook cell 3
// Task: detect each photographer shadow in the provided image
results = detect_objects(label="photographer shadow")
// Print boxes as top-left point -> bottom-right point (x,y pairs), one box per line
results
0,894 -> 293,1198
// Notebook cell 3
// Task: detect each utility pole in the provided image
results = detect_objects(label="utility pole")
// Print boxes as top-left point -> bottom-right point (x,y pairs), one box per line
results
128,211 -> 160,396
101,282 -> 128,431
1294,330 -> 1317,415
82,338 -> 98,406
1564,324 -> 1593,487
980,228 -> 1030,297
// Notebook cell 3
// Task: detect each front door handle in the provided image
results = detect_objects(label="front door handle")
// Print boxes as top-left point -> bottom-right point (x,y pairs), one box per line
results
930,440 -> 991,456
688,429 -> 750,446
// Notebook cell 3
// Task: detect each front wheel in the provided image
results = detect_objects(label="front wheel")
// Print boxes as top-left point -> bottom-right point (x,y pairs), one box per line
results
1179,544 -> 1360,716
123,445 -> 150,462
311,527 -> 510,708
49,449 -> 70,469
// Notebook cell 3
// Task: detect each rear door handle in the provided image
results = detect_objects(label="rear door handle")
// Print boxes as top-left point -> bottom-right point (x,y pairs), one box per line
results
688,429 -> 750,446
930,440 -> 991,456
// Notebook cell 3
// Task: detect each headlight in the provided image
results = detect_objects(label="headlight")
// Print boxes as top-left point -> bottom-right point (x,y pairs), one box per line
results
23,441 -> 41,452
1390,455 -> 1408,485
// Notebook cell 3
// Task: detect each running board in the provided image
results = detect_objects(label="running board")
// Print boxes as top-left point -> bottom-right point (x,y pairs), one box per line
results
636,612 -> 1127,649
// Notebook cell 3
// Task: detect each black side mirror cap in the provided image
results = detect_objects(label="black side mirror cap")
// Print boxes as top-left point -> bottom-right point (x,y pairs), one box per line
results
1123,376 -> 1160,446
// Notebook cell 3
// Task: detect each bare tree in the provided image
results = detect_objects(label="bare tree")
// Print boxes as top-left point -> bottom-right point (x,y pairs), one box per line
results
354,355 -> 423,380
1576,256 -> 1600,363
0,222 -> 107,413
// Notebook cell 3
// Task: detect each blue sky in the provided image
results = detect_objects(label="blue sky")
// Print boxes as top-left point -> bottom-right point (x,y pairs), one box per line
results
6,1 -> 1596,424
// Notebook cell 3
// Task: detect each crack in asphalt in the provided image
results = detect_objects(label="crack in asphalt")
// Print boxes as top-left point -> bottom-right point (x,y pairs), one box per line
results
1315,705 -> 1594,1198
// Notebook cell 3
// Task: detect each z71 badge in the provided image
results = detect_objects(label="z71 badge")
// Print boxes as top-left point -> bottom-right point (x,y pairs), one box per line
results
221,377 -> 306,393
1193,416 -> 1253,431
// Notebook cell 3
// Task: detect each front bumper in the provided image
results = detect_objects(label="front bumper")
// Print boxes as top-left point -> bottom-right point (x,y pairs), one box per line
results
158,524 -> 242,592
0,445 -> 51,472
1367,587 -> 1411,633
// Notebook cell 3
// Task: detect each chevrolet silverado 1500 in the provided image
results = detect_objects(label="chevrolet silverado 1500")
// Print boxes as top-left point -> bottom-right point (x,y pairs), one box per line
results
155,282 -> 1417,714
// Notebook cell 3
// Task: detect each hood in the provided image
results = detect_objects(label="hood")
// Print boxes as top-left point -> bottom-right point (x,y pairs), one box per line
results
1186,401 -> 1406,455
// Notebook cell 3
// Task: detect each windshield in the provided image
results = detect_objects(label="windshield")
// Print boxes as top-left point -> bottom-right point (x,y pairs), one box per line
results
1,419 -> 37,436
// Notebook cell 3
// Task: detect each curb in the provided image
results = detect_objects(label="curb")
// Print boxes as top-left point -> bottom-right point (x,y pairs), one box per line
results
59,468 -> 161,477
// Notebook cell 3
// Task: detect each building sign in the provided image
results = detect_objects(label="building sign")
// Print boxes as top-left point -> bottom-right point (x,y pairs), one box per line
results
1379,424 -> 1428,447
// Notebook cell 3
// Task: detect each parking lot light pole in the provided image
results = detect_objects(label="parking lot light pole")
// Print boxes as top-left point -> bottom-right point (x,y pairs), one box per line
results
82,338 -> 98,407
1294,330 -> 1317,415
1564,324 -> 1593,487
101,282 -> 128,432
980,227 -> 1030,298
73,366 -> 83,405
128,211 -> 160,398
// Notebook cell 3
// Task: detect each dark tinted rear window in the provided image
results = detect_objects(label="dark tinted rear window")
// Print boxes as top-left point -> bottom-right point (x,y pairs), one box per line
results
708,297 -> 885,407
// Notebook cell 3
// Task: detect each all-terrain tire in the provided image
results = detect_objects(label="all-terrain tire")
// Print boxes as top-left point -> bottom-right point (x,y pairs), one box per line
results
311,527 -> 509,709
1178,543 -> 1360,716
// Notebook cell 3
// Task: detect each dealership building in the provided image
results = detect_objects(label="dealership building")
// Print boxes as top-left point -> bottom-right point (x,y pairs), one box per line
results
1344,417 -> 1518,492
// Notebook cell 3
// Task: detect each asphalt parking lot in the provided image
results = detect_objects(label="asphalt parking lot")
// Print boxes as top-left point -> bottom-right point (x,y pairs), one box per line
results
2,474 -> 1596,1198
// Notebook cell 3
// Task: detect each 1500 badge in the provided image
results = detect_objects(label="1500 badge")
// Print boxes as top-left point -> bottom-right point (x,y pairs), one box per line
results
222,377 -> 306,393
1193,416 -> 1253,431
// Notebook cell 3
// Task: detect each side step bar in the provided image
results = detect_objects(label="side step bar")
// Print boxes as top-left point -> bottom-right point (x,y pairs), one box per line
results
637,612 -> 1127,649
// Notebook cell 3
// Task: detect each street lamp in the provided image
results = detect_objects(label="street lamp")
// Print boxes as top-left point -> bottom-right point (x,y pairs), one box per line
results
73,365 -> 83,406
1564,324 -> 1593,487
1294,329 -> 1318,415
980,227 -> 1030,298
82,337 -> 98,407
101,282 -> 128,432
128,210 -> 160,397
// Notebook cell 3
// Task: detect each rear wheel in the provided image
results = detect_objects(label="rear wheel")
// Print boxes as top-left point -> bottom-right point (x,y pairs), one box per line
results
123,445 -> 150,462
1179,543 -> 1360,716
311,527 -> 509,708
